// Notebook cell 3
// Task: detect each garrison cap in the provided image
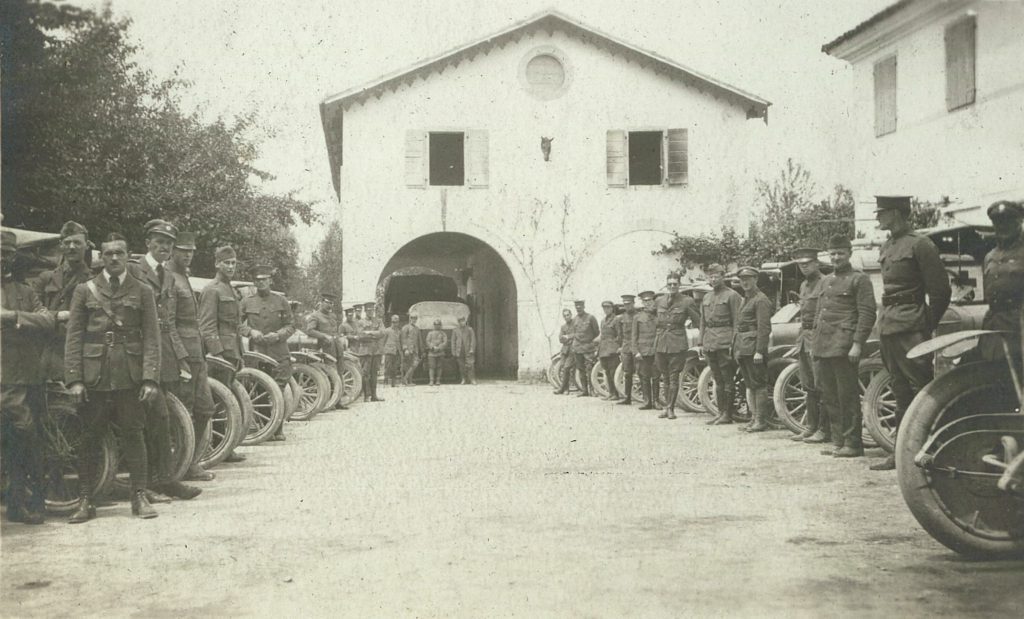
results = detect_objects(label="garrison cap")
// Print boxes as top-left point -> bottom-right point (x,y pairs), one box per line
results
706,263 -> 726,275
792,248 -> 821,264
174,231 -> 197,250
987,200 -> 1024,221
638,290 -> 656,300
214,246 -> 236,262
874,195 -> 912,214
736,266 -> 759,279
60,220 -> 88,239
252,265 -> 274,279
143,219 -> 178,240
601,300 -> 614,307
827,234 -> 853,250
1,230 -> 17,250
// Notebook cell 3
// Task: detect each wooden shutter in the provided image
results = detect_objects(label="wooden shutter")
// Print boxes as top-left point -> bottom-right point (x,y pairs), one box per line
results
945,16 -> 976,111
665,128 -> 688,186
873,55 -> 898,137
606,129 -> 627,187
465,130 -> 489,188
404,130 -> 427,187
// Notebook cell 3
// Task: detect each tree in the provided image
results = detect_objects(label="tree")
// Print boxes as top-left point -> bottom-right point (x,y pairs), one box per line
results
308,220 -> 344,299
0,0 -> 317,278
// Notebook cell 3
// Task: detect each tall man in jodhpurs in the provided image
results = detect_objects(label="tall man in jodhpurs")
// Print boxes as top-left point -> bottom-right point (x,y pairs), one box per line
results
354,302 -> 385,401
570,300 -> 600,397
400,311 -> 422,385
167,231 -> 217,481
632,291 -> 661,411
452,315 -> 477,385
66,233 -> 161,521
616,294 -> 638,405
701,264 -> 742,425
129,219 -> 202,500
553,309 -> 576,395
733,267 -> 773,432
654,273 -> 701,419
871,195 -> 950,470
789,247 -> 831,443
813,235 -> 876,458
597,301 -> 622,401
1,230 -> 54,525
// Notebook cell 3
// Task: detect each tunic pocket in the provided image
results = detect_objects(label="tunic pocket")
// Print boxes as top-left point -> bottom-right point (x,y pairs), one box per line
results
82,343 -> 105,387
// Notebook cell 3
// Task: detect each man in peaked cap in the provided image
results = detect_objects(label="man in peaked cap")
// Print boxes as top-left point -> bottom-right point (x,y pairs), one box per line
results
553,308 -> 576,395
632,291 -> 661,410
789,247 -> 831,443
700,263 -> 742,425
654,273 -> 701,419
401,311 -> 423,385
616,294 -> 638,405
425,318 -> 448,386
452,314 -> 477,385
597,301 -> 622,401
352,301 -> 386,400
871,195 -> 951,470
814,234 -> 876,458
240,265 -> 295,439
305,292 -> 349,406
383,314 -> 404,387
34,221 -> 92,383
2,230 -> 55,524
979,200 -> 1024,362
733,266 -> 773,432
571,300 -> 600,397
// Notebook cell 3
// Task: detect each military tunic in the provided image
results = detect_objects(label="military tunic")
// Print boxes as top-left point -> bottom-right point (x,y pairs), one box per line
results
878,231 -> 950,335
400,323 -> 422,381
198,277 -> 243,362
733,290 -> 772,359
654,294 -> 700,354
795,274 -> 827,355
305,310 -> 340,357
130,258 -> 188,385
598,314 -> 622,358
33,261 -> 91,381
700,287 -> 742,351
618,311 -> 637,376
570,312 -> 599,355
452,325 -> 476,383
239,292 -> 295,383
2,277 -> 55,429
980,233 -> 1024,360
794,272 -> 828,436
167,265 -> 215,420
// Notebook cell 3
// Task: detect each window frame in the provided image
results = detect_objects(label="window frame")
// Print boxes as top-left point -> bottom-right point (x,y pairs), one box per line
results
873,53 -> 898,138
944,15 -> 977,113
606,127 -> 689,188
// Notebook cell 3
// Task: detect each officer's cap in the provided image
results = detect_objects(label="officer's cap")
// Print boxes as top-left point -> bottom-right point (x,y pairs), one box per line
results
363,302 -> 376,310
736,266 -> 759,279
343,306 -> 355,314
706,263 -> 725,275
620,294 -> 636,302
174,231 -> 197,250
433,319 -> 442,326
573,299 -> 586,306
319,292 -> 338,302
214,246 -> 236,262
252,265 -> 274,279
827,234 -> 853,250
144,219 -> 178,240
638,290 -> 656,300
60,220 -> 88,240
792,248 -> 821,264
1,230 -> 17,250
874,195 -> 912,214
601,300 -> 614,308
987,200 -> 1023,221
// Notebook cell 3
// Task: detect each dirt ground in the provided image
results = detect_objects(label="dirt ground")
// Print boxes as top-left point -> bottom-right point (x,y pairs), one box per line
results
2,382 -> 1023,618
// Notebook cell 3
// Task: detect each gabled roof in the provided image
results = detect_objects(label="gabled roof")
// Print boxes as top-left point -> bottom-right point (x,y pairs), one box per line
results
320,9 -> 771,197
822,0 -> 916,55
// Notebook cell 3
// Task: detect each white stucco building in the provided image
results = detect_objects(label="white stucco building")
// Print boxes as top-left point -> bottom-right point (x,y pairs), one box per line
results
823,0 -> 1024,238
320,10 -> 769,378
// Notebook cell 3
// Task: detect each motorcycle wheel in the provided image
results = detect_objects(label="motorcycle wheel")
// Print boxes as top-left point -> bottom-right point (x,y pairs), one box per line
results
590,363 -> 611,398
110,392 -> 195,492
772,362 -> 806,434
677,357 -> 706,413
230,379 -> 254,453
199,377 -> 243,469
338,359 -> 363,407
237,368 -> 285,446
290,362 -> 330,421
897,360 -> 1024,559
317,362 -> 344,410
863,364 -> 899,453
698,366 -> 750,421
40,391 -> 117,514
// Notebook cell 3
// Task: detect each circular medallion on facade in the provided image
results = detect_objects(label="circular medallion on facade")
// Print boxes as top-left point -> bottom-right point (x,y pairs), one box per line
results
518,46 -> 572,100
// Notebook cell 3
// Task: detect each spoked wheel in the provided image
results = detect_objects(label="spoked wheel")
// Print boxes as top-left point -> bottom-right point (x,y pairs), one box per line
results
290,363 -> 331,421
548,355 -> 580,392
612,363 -> 643,403
199,377 -> 243,469
283,379 -> 297,421
110,392 -> 195,493
40,389 -> 117,514
338,359 -> 363,407
863,363 -> 899,452
237,368 -> 285,445
858,357 -> 885,448
590,363 -> 612,398
677,357 -> 706,413
897,360 -> 1024,558
317,363 -> 344,410
229,379 -> 254,453
698,366 -> 749,421
773,362 -> 807,434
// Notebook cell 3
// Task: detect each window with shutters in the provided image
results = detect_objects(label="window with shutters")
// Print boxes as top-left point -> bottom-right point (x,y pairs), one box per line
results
945,16 -> 976,112
873,55 -> 898,137
606,128 -> 688,187
429,132 -> 464,186
405,130 -> 488,188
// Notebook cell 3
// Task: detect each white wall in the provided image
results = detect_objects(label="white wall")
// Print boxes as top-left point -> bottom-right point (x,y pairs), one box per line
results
337,28 -> 766,374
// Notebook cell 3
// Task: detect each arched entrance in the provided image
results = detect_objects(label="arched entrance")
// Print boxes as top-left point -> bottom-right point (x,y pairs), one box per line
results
378,232 -> 518,379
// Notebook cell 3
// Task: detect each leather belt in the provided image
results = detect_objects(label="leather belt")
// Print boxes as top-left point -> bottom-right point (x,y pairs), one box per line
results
85,331 -> 143,345
882,292 -> 924,307
737,327 -> 757,333
705,321 -> 732,328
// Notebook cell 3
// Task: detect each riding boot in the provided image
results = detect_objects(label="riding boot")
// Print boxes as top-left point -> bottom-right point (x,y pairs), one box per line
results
638,379 -> 654,410
616,373 -> 633,405
651,378 -> 662,410
131,488 -> 158,519
576,371 -> 591,397
186,417 -> 215,481
69,437 -> 99,523
747,388 -> 770,432
792,390 -> 821,441
554,368 -> 571,394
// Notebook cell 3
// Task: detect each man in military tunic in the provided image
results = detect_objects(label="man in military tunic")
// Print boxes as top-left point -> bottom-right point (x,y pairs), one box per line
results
305,293 -> 349,408
2,230 -> 55,524
425,319 -> 448,386
813,235 -> 876,457
452,315 -> 477,385
654,273 -> 701,419
65,233 -> 161,521
129,219 -> 201,500
980,201 -> 1024,362
383,314 -> 403,387
871,195 -> 951,470
733,267 -> 773,432
34,221 -> 92,383
240,265 -> 295,440
617,294 -> 637,405
700,264 -> 742,425
553,309 -> 576,395
632,291 -> 661,410
597,301 -> 622,401
198,246 -> 246,462
789,247 -> 831,443
167,231 -> 217,481
570,300 -> 600,397
351,302 -> 384,401
400,312 -> 422,385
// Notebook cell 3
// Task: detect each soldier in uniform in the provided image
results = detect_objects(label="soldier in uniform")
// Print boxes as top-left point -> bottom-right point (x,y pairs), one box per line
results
400,311 -> 422,385
305,293 -> 349,408
871,195 -> 951,470
597,301 -> 622,401
813,235 -> 876,457
980,201 -> 1024,362
167,231 -> 217,481
34,221 -> 92,382
382,314 -> 402,387
129,220 -> 201,500
654,273 -> 701,419
1,230 -> 54,524
617,294 -> 637,405
632,291 -> 661,411
425,319 -> 448,385
553,309 -> 576,395
788,247 -> 830,443
570,300 -> 599,397
65,233 -> 161,521
240,265 -> 295,440
700,264 -> 742,425
452,315 -> 477,385
733,267 -> 773,432
353,302 -> 385,401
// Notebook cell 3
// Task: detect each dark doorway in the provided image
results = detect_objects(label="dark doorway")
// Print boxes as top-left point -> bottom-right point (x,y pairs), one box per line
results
429,132 -> 465,186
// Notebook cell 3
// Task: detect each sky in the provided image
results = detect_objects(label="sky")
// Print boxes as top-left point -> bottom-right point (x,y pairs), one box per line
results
73,0 -> 895,258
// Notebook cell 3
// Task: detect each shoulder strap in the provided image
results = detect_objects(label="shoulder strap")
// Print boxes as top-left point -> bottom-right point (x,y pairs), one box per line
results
86,280 -> 123,327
